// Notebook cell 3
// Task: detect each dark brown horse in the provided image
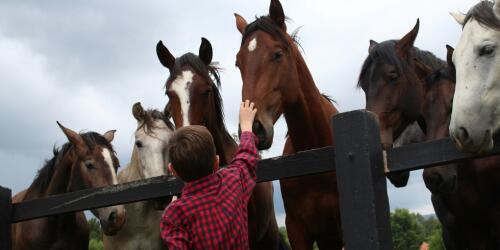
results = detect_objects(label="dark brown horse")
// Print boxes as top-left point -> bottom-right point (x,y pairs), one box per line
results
420,46 -> 500,249
234,0 -> 341,249
358,19 -> 446,187
156,38 -> 284,250
12,123 -> 125,250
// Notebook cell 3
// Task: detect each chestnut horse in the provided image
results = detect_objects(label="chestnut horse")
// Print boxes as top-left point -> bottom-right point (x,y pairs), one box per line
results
156,38 -> 284,249
358,19 -> 447,187
103,102 -> 174,250
234,0 -> 341,249
421,46 -> 500,249
12,123 -> 125,250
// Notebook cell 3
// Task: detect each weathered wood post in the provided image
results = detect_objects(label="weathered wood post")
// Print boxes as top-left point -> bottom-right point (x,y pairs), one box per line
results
332,110 -> 393,250
0,186 -> 11,250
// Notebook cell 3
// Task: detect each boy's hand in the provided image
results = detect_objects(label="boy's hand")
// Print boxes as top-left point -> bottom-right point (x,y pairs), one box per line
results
240,100 -> 257,132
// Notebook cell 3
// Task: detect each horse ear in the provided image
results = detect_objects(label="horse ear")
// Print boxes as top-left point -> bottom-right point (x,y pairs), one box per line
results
234,13 -> 248,35
446,45 -> 454,68
269,0 -> 286,31
396,19 -> 420,60
103,130 -> 116,143
132,102 -> 145,122
494,0 -> 500,20
450,12 -> 465,25
369,40 -> 378,53
156,40 -> 175,70
199,37 -> 213,65
56,122 -> 87,157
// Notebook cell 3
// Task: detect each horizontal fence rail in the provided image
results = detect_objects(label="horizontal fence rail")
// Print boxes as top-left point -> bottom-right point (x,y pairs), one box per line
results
386,135 -> 500,173
11,145 -> 335,223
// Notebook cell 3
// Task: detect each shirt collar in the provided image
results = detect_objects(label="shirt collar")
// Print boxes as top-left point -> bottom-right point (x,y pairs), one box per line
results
182,172 -> 218,196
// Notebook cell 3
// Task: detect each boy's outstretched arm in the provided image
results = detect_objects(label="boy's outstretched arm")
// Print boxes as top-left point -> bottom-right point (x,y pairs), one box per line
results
230,100 -> 260,201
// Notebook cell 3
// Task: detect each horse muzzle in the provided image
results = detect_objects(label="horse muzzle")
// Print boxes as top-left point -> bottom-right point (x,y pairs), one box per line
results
450,125 -> 494,154
98,205 -> 126,236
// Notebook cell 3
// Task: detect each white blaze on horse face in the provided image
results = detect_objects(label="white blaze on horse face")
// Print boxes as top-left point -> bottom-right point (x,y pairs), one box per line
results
450,18 -> 500,152
135,120 -> 173,179
248,38 -> 257,52
102,148 -> 118,185
171,70 -> 194,127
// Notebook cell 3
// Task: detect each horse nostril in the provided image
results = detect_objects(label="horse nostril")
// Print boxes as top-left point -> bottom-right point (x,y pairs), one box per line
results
252,121 -> 261,131
458,126 -> 470,142
108,210 -> 117,225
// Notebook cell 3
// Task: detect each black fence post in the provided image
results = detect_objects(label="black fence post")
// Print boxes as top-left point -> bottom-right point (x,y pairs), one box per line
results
332,110 -> 393,250
0,186 -> 11,250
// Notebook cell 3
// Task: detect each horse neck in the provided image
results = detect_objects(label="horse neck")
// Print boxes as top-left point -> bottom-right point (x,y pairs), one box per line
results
282,51 -> 334,150
206,122 -> 237,165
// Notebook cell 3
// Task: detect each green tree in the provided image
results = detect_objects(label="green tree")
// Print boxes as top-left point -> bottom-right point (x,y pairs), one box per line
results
390,209 -> 425,250
427,224 -> 445,250
88,218 -> 104,250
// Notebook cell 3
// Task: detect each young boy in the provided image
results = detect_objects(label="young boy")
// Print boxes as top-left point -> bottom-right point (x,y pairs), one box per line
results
161,100 -> 259,249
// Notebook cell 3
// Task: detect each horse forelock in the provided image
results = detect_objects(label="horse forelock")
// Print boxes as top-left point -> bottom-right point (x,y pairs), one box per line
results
137,109 -> 174,135
167,53 -> 221,90
241,16 -> 302,53
464,1 -> 500,31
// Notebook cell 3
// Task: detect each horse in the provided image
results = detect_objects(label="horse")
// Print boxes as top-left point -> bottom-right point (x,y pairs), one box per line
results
420,46 -> 500,249
103,102 -> 174,250
11,123 -> 125,250
234,0 -> 341,248
156,37 -> 284,249
449,0 -> 500,154
358,19 -> 447,187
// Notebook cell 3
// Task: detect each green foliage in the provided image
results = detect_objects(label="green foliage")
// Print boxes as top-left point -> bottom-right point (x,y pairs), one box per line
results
88,218 -> 104,250
391,209 -> 425,250
89,239 -> 104,250
428,224 -> 445,250
390,209 -> 445,250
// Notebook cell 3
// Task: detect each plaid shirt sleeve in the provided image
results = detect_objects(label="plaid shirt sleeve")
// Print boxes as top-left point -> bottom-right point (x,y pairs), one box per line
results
160,204 -> 191,250
228,131 -> 260,201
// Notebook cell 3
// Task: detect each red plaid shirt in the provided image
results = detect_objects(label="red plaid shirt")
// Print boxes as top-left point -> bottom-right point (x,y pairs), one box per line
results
160,132 -> 259,250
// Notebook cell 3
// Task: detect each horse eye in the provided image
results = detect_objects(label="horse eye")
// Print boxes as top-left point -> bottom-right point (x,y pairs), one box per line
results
272,51 -> 283,61
479,45 -> 495,56
388,72 -> 399,81
135,141 -> 143,148
85,162 -> 95,170
203,89 -> 211,96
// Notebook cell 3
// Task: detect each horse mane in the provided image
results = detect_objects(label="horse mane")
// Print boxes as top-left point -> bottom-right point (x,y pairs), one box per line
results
31,132 -> 116,191
464,1 -> 500,31
321,94 -> 336,104
358,41 -> 444,89
138,109 -> 175,135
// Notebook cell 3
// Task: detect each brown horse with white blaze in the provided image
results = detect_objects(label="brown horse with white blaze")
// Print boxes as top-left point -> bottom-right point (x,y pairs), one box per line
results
12,123 -> 125,250
156,37 -> 285,250
234,0 -> 341,249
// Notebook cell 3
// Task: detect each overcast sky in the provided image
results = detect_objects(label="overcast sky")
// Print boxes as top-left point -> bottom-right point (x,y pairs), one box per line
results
0,0 -> 477,226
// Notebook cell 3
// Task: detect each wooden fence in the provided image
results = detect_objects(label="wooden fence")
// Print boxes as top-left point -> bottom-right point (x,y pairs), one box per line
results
2,110 -> 500,250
